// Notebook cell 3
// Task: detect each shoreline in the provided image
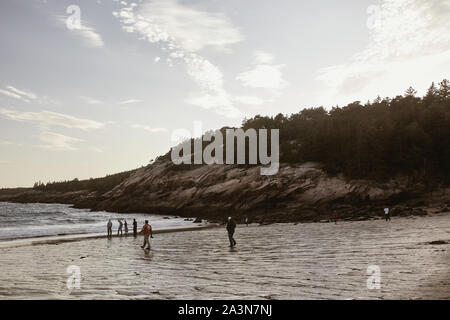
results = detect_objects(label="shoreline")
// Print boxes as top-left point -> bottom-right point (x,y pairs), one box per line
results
0,198 -> 446,225
0,214 -> 448,299
0,224 -> 219,249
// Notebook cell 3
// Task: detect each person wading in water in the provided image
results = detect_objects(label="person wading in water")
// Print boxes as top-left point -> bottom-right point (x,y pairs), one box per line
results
226,217 -> 237,248
124,220 -> 128,235
117,219 -> 123,236
107,219 -> 113,238
140,220 -> 153,250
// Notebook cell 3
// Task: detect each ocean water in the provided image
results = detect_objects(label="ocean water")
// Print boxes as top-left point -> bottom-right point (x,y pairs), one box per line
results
0,202 -> 194,240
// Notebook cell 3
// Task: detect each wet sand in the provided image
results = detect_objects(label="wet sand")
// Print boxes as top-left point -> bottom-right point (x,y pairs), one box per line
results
0,224 -> 215,249
0,214 -> 448,299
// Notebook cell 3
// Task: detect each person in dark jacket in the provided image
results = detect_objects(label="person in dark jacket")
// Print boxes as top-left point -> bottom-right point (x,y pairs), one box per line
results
132,219 -> 138,237
226,217 -> 237,247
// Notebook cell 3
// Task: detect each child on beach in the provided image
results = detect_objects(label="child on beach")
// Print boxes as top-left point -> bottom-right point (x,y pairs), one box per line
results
124,220 -> 128,234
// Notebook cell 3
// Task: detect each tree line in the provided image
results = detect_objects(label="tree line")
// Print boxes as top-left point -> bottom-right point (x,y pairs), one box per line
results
241,80 -> 450,184
33,170 -> 135,193
34,79 -> 450,193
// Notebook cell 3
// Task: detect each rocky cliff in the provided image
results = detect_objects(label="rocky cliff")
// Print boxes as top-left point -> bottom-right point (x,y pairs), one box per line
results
2,157 -> 448,223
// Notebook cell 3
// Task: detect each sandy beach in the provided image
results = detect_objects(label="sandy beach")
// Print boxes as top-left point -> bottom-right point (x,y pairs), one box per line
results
0,214 -> 448,300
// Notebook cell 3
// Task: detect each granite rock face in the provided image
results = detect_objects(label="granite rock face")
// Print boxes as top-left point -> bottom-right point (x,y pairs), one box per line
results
1,158 -> 442,223
74,160 -> 423,222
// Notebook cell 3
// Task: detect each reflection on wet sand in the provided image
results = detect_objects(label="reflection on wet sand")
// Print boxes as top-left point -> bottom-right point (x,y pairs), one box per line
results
0,214 -> 448,299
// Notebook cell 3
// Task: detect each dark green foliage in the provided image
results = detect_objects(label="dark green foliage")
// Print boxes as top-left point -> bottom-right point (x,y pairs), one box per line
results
242,80 -> 450,184
33,170 -> 135,193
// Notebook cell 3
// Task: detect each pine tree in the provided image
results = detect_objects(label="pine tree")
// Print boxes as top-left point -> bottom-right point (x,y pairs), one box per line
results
438,79 -> 450,100
404,86 -> 417,97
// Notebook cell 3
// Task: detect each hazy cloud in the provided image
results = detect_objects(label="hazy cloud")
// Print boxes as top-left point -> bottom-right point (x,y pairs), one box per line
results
0,86 -> 38,103
119,99 -> 143,105
317,0 -> 450,104
0,108 -> 104,130
131,124 -> 168,133
38,131 -> 82,151
114,0 -> 244,118
236,51 -> 288,98
119,0 -> 243,53
80,96 -> 102,105
55,15 -> 104,48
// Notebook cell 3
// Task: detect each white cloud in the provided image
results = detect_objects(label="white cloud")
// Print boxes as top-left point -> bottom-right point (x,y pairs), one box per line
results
75,25 -> 104,48
317,0 -> 450,105
254,51 -> 275,64
0,89 -> 25,101
38,131 -> 82,151
113,0 -> 244,118
237,64 -> 287,90
236,51 -> 288,98
132,0 -> 243,53
0,140 -> 23,147
0,86 -> 38,103
119,99 -> 143,105
0,108 -> 104,130
80,96 -> 102,105
6,86 -> 37,100
56,16 -> 104,48
131,124 -> 168,133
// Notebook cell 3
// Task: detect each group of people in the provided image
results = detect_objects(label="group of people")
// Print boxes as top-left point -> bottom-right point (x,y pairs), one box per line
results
107,218 -> 154,250
106,216 -> 238,250
106,208 -> 392,251
107,218 -> 139,238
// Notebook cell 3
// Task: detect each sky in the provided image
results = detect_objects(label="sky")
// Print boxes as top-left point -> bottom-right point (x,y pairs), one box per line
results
0,0 -> 449,187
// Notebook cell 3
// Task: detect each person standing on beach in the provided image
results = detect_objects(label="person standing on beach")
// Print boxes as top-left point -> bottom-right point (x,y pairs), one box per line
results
226,217 -> 237,248
132,219 -> 138,237
107,219 -> 113,238
141,220 -> 153,250
333,211 -> 338,224
245,216 -> 249,227
124,220 -> 128,235
384,208 -> 391,221
117,219 -> 123,236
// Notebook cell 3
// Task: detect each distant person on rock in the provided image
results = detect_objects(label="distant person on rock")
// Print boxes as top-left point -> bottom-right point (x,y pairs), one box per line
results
226,217 -> 237,248
141,220 -> 153,250
107,219 -> 113,238
133,219 -> 138,237
117,219 -> 123,236
245,216 -> 249,227
384,208 -> 391,221
333,211 -> 338,224
124,220 -> 128,234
